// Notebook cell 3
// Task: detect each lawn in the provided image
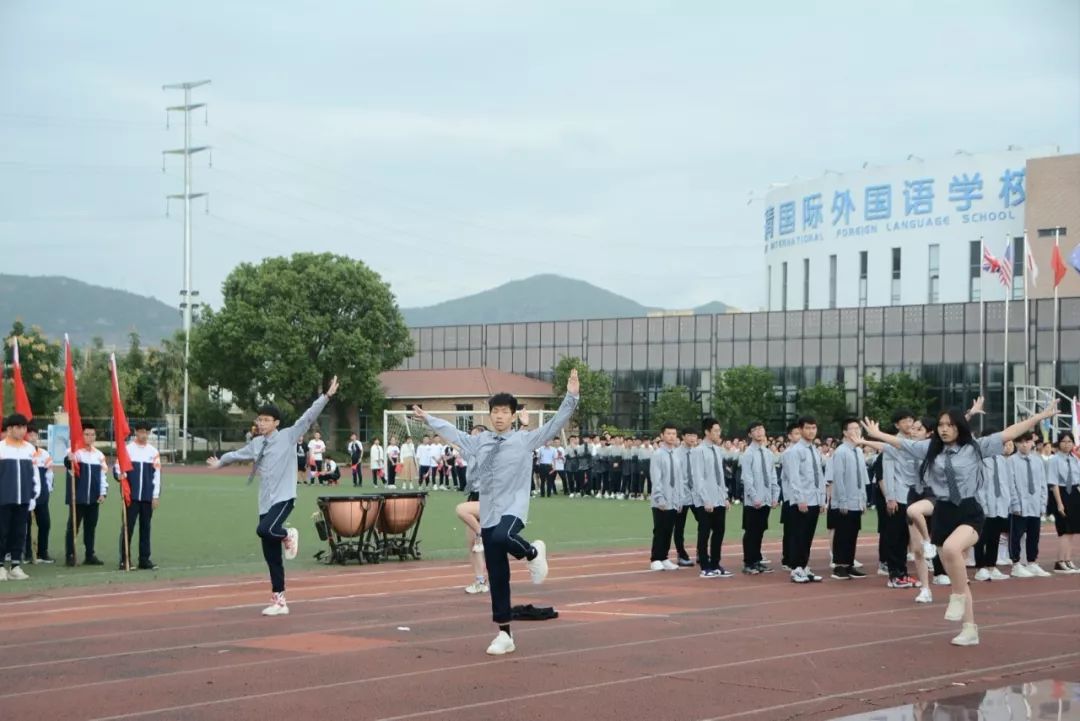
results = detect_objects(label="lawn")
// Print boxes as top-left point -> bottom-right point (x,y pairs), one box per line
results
3,473 -> 878,593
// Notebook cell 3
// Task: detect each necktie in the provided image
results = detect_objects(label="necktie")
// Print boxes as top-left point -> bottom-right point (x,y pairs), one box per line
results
943,450 -> 961,503
668,450 -> 676,492
685,451 -> 694,490
758,447 -> 768,484
1023,456 -> 1035,495
811,447 -> 822,487
992,457 -> 1002,498
711,446 -> 723,487
247,437 -> 269,485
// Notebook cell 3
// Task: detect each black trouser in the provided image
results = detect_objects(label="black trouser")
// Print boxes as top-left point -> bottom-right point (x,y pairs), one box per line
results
781,503 -> 794,567
65,503 -> 100,560
481,515 -> 534,624
351,460 -> 362,486
974,516 -> 1008,568
875,496 -> 888,564
0,504 -> 29,565
829,509 -> 861,567
257,499 -> 294,593
742,504 -> 770,566
592,470 -> 605,496
25,486 -> 51,560
788,505 -> 820,570
419,465 -> 432,487
387,461 -> 397,486
880,501 -> 910,578
673,506 -> 690,561
650,508 -> 677,561
555,470 -> 568,495
452,466 -> 466,491
1009,515 -> 1041,563
119,500 -> 154,567
692,506 -> 727,571
536,464 -> 553,496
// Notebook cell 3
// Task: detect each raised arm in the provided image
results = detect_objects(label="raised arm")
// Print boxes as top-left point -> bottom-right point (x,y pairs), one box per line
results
1000,405 -> 1056,444
411,405 -> 478,456
524,369 -> 580,449
860,419 -> 903,449
286,376 -> 338,444
210,439 -> 258,469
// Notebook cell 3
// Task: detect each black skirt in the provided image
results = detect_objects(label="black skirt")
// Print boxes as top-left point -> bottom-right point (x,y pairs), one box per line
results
466,491 -> 480,503
1054,487 -> 1080,536
930,498 -> 984,546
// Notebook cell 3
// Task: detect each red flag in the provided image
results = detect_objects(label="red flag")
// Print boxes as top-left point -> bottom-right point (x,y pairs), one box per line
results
1052,242 -> 1068,288
64,335 -> 85,470
109,353 -> 132,506
12,337 -> 33,420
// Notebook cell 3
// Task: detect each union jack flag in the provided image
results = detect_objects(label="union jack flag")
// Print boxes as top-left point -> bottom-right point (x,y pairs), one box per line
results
982,244 -> 1012,288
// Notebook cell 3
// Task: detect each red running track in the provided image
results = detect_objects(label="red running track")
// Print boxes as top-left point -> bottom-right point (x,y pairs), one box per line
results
0,539 -> 1077,721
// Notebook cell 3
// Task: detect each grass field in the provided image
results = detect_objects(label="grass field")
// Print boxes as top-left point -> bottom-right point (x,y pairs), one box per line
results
3,473 -> 881,593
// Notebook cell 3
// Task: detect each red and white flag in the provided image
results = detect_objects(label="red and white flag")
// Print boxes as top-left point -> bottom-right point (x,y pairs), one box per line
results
12,336 -> 33,420
63,334 -> 85,467
109,353 -> 133,507
1025,243 -> 1039,288
1052,242 -> 1068,288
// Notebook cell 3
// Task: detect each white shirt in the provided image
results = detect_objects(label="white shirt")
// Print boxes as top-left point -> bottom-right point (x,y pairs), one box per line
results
369,444 -> 386,469
307,438 -> 326,461
387,444 -> 400,462
553,448 -> 565,471
401,442 -> 415,459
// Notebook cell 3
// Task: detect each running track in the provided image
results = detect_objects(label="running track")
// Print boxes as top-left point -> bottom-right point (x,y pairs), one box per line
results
1,537 -> 1077,720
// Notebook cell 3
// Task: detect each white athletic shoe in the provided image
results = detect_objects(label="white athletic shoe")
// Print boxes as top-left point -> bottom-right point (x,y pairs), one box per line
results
486,631 -> 515,656
283,527 -> 299,560
852,559 -> 864,569
472,537 -> 484,553
261,592 -> 289,616
1027,563 -> 1052,578
915,588 -> 933,604
7,566 -> 28,580
951,623 -> 979,646
944,593 -> 967,621
922,541 -> 937,560
649,560 -> 664,571
933,574 -> 952,586
1011,563 -> 1034,578
989,568 -> 1010,581
661,559 -> 679,571
464,581 -> 489,594
527,540 -> 548,584
0,567 -> 8,581
973,568 -> 991,582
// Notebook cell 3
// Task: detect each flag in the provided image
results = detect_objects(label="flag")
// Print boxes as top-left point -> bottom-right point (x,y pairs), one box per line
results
109,353 -> 132,507
63,334 -> 85,470
12,337 -> 33,420
1073,397 -> 1079,444
1052,242 -> 1068,288
981,244 -> 1001,277
1025,242 -> 1039,288
999,239 -> 1014,289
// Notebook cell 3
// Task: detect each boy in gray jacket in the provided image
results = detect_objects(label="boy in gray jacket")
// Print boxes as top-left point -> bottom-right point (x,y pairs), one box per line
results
649,423 -> 684,571
826,419 -> 869,580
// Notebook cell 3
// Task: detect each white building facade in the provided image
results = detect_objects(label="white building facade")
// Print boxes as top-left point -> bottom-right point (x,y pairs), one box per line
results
763,148 -> 1059,311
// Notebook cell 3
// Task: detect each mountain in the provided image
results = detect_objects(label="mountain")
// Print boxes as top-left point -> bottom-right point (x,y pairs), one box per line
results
401,274 -> 731,326
1,274 -> 180,347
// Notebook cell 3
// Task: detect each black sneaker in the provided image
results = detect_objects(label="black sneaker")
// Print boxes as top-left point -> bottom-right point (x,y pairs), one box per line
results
715,566 -> 734,578
848,567 -> 867,579
138,561 -> 159,570
65,556 -> 76,567
1053,561 -> 1073,574
84,556 -> 104,566
831,566 -> 852,580
806,569 -> 824,582
756,562 -> 775,574
677,557 -> 695,567
743,565 -> 762,575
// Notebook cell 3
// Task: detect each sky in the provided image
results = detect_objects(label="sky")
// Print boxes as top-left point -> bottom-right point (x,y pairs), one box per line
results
1,1 -> 1078,314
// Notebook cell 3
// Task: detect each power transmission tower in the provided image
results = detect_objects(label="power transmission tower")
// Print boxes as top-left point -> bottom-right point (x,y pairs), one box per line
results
163,79 -> 211,462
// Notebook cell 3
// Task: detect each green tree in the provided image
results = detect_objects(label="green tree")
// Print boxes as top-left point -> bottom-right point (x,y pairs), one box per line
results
552,356 -> 612,431
795,381 -> 851,436
650,385 -> 702,435
75,337 -> 113,420
190,253 -> 413,414
4,321 -> 63,417
863,371 -> 932,423
712,366 -> 778,434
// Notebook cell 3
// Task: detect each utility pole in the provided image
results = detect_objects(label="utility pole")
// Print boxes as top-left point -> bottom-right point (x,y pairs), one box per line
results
163,79 -> 210,462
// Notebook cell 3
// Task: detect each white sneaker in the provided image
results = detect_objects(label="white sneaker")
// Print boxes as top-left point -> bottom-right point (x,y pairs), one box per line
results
486,630 -> 515,656
0,567 -> 7,581
661,559 -> 679,571
472,537 -> 484,553
922,541 -> 937,560
973,568 -> 991,582
8,566 -> 28,580
989,568 -> 1010,581
933,574 -> 952,586
915,588 -> 933,604
852,559 -> 864,569
877,563 -> 890,577
527,540 -> 548,584
464,581 -> 489,594
1028,563 -> 1052,577
944,593 -> 967,621
650,560 -> 664,571
951,623 -> 979,646
261,592 -> 289,616
1011,563 -> 1034,578
283,527 -> 299,561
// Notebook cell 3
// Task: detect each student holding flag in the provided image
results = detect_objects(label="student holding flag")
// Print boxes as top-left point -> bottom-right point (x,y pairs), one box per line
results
115,419 -> 162,571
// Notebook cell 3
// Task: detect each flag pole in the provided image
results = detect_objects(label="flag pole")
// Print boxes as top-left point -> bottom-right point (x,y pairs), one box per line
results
1023,229 -> 1030,386
119,463 -> 131,572
1052,228 -> 1061,394
1003,234 -> 1011,426
979,236 -> 986,400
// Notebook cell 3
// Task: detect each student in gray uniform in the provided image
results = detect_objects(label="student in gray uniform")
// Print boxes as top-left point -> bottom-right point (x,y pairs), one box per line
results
412,371 -> 579,656
782,417 -> 826,583
565,435 -> 580,497
691,419 -> 732,577
673,428 -> 698,566
973,430 -> 1013,582
878,410 -> 920,590
779,422 -> 802,569
739,420 -> 779,574
1007,432 -> 1051,577
1049,432 -> 1080,573
649,423 -> 684,571
862,404 -> 1056,646
206,376 -> 338,617
826,419 -> 869,580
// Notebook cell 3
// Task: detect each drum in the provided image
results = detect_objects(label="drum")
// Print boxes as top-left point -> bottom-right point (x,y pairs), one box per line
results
318,495 -> 382,537
377,493 -> 425,535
